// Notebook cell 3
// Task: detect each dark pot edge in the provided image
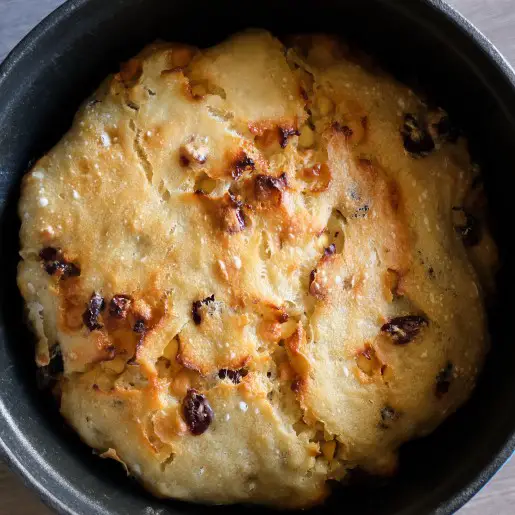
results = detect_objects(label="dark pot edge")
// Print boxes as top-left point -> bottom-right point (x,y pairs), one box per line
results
0,1 -> 515,514
0,412 -> 81,515
406,4 -> 515,515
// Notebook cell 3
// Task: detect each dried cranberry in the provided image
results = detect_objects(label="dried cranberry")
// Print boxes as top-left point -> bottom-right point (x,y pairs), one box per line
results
133,320 -> 146,333
435,361 -> 453,398
109,295 -> 132,319
381,315 -> 428,344
39,247 -> 80,279
361,346 -> 373,360
254,173 -> 287,204
279,127 -> 300,148
221,193 -> 246,234
192,294 -> 215,325
44,261 -> 65,276
105,345 -> 116,359
452,207 -> 481,247
343,126 -> 353,138
82,292 -> 105,331
234,207 -> 246,232
183,389 -> 214,435
309,268 -> 323,299
291,378 -> 303,393
192,302 -> 202,325
218,368 -> 248,384
232,154 -> 255,180
64,263 -> 81,278
324,244 -> 336,256
53,261 -> 78,278
278,312 -> 289,324
127,325 -> 145,364
332,122 -> 353,139
39,247 -> 59,261
401,114 -> 435,157
222,204 -> 246,233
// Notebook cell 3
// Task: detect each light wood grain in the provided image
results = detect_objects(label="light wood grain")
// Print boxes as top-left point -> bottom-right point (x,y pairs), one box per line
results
1,0 -> 515,513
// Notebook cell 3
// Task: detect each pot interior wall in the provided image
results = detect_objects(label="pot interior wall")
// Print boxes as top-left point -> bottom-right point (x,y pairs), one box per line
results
1,1 -> 515,514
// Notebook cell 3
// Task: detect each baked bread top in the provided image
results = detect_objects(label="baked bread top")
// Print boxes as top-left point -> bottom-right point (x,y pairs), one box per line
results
18,31 -> 496,507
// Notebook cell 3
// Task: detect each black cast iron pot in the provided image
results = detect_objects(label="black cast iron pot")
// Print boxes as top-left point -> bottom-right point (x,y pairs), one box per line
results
1,0 -> 515,513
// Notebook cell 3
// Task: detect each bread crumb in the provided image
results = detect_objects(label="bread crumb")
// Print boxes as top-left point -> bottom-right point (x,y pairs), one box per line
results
38,197 -> 49,207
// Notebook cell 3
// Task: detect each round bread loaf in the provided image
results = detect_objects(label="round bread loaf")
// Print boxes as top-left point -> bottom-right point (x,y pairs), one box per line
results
17,31 -> 497,508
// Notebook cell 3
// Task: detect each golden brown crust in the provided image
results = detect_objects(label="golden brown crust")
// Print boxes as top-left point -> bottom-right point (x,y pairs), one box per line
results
18,30 -> 496,507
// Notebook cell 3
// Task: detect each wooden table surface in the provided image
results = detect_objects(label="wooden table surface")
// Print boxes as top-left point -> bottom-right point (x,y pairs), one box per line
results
1,0 -> 515,513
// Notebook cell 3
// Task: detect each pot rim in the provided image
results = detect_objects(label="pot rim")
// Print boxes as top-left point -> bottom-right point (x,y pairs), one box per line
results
1,1 -> 515,514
